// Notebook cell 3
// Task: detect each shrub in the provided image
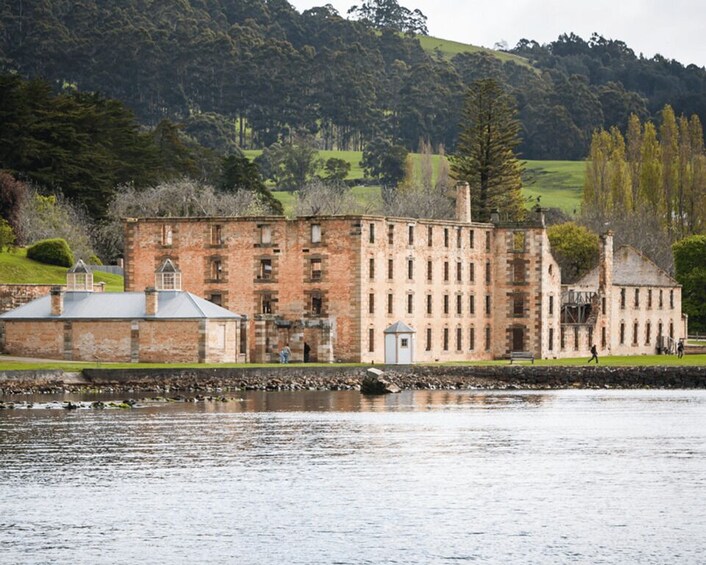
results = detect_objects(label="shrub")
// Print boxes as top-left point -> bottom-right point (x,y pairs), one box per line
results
0,218 -> 16,251
27,238 -> 75,267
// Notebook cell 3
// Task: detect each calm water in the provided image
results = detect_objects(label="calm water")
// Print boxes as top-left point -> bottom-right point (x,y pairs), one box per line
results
1,389 -> 706,564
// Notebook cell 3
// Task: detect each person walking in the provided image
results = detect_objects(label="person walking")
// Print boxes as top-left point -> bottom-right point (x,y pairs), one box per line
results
677,339 -> 684,358
587,344 -> 599,364
282,344 -> 291,364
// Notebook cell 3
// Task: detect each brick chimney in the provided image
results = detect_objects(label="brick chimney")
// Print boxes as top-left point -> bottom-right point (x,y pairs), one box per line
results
50,286 -> 64,316
599,231 -> 614,291
145,287 -> 158,316
455,181 -> 472,223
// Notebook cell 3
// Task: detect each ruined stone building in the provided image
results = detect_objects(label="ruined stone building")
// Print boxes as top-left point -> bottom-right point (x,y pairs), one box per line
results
0,260 -> 247,363
123,183 -> 686,363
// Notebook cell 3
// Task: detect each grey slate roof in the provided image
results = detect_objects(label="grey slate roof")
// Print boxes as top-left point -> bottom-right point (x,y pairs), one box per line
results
0,291 -> 241,320
573,245 -> 678,288
384,321 -> 416,334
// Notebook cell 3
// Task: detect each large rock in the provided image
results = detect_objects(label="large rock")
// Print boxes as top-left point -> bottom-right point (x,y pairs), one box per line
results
361,368 -> 401,395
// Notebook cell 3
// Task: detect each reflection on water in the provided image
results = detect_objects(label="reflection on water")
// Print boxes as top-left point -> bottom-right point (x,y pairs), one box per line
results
1,389 -> 706,564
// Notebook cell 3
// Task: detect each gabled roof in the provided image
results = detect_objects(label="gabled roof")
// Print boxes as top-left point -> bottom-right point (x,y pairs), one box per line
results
384,321 -> 416,334
67,259 -> 91,274
574,245 -> 678,288
0,291 -> 241,320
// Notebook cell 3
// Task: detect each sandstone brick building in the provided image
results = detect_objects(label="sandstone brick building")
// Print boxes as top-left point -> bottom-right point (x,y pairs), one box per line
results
0,260 -> 247,363
122,183 -> 686,363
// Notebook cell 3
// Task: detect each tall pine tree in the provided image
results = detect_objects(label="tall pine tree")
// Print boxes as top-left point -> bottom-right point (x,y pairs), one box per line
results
450,79 -> 524,222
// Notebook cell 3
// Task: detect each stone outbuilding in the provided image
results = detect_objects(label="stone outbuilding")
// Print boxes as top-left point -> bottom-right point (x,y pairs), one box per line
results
0,260 -> 248,363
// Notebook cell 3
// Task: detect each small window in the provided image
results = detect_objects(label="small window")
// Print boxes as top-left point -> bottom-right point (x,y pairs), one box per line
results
670,290 -> 674,309
485,295 -> 491,315
444,228 -> 449,248
648,289 -> 653,309
620,288 -> 626,309
469,327 -> 475,350
456,294 -> 462,315
260,259 -> 272,279
310,258 -> 322,280
456,327 -> 462,351
456,261 -> 462,282
513,259 -> 525,283
408,225 -> 414,245
469,230 -> 475,249
311,224 -> 321,243
369,258 -> 375,280
633,322 -> 639,345
388,259 -> 394,280
659,290 -> 664,308
444,261 -> 449,282
261,293 -> 273,314
485,326 -> 491,351
209,293 -> 222,306
602,296 -> 606,315
469,262 -> 475,283
513,294 -> 524,317
574,327 -> 579,350
369,328 -> 375,352
211,224 -> 223,246
387,224 -> 394,244
469,294 -> 475,315
549,295 -> 554,315
162,224 -> 173,246
443,294 -> 449,314
620,322 -> 626,344
407,259 -> 414,280
401,337 -> 409,348
211,259 -> 223,281
456,228 -> 462,248
443,328 -> 449,351
260,225 -> 272,245
369,293 -> 375,314
407,293 -> 413,314
427,260 -> 432,282
426,294 -> 432,315
512,231 -> 525,252
312,293 -> 323,315
646,321 -> 652,345
425,328 -> 432,351
634,289 -> 640,308
369,223 -> 375,244
548,327 -> 554,351
601,326 -> 606,348
427,226 -> 433,247
560,327 -> 566,349
485,232 -> 491,252
388,293 -> 393,314
485,261 -> 491,284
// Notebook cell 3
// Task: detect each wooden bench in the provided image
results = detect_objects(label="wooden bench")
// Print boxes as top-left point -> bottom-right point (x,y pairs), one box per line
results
509,351 -> 535,364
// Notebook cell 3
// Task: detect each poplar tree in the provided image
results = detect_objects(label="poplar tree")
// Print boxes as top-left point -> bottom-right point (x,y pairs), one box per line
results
660,105 -> 679,232
450,79 -> 524,222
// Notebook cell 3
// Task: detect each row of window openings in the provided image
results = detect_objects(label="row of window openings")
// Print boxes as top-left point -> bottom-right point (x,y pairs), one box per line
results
163,224 -> 324,247
367,327 -> 492,353
619,288 -> 674,310
370,293 -> 494,316
369,224 -> 491,251
370,259 -> 499,284
260,293 -> 324,315
548,321 -> 675,351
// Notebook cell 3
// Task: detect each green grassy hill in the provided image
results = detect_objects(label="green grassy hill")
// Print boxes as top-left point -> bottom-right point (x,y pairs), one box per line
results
0,249 -> 124,291
417,35 -> 531,67
245,148 -> 585,215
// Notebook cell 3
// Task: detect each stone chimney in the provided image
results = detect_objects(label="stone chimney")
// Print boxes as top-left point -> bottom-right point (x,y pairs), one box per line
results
599,231 -> 614,291
50,286 -> 64,316
145,287 -> 158,316
455,181 -> 472,223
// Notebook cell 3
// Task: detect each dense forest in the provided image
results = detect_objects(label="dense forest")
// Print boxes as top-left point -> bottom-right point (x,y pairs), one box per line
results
2,0 -> 706,160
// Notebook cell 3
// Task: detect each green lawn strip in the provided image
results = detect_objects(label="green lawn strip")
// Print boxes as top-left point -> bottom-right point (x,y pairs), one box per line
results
2,355 -> 705,372
0,249 -> 124,291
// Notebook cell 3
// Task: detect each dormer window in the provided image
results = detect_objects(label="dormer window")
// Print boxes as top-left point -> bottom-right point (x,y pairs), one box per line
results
66,260 -> 93,291
155,258 -> 182,291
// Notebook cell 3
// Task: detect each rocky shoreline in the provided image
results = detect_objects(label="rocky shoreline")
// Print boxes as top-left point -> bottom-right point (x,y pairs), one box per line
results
1,364 -> 706,395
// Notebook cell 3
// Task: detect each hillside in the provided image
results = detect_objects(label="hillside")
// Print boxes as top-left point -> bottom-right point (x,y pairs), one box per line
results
0,250 -> 124,292
417,35 -> 530,66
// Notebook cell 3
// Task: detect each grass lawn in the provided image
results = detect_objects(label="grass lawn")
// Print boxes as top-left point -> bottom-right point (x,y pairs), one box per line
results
417,35 -> 531,67
1,354 -> 705,372
0,249 -> 124,291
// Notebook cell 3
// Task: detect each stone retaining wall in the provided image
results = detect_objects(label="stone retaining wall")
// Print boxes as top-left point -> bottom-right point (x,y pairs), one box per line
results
2,365 -> 706,394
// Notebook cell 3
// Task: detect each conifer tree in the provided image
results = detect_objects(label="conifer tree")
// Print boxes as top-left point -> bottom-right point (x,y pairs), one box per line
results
450,79 -> 524,222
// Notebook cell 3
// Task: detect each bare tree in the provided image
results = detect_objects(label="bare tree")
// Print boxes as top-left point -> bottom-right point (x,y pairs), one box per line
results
383,183 -> 454,219
294,180 -> 371,216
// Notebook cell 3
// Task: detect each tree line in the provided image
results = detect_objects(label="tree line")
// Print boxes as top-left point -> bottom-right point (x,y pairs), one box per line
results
2,1 -> 706,159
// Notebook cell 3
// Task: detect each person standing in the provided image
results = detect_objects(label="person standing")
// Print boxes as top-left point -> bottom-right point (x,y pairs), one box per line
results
283,344 -> 291,364
677,340 -> 684,358
587,344 -> 599,364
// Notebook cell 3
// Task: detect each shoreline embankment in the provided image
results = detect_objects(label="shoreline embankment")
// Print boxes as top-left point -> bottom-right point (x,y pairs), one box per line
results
2,365 -> 706,395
